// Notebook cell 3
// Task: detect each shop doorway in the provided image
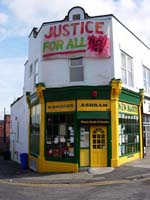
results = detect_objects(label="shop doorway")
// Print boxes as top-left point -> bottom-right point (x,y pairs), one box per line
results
90,126 -> 107,167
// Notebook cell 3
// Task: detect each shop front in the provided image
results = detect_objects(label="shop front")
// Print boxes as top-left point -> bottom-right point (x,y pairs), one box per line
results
77,99 -> 111,168
142,98 -> 150,156
44,99 -> 111,171
79,120 -> 110,168
27,80 -> 144,172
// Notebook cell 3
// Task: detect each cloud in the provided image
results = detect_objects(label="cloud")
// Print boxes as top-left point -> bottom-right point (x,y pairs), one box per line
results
0,12 -> 8,24
0,27 -> 7,41
0,12 -> 8,40
0,57 -> 25,118
113,0 -> 150,45
1,0 -> 150,45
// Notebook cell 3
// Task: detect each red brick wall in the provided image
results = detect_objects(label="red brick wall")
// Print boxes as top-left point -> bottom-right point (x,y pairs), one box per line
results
0,122 -> 4,138
0,115 -> 10,152
5,115 -> 10,137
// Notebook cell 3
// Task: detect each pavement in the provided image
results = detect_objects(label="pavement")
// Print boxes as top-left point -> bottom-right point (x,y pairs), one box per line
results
0,156 -> 150,185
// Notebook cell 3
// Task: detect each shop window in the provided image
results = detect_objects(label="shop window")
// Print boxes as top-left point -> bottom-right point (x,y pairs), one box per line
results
70,57 -> 84,82
143,65 -> 150,94
119,113 -> 140,156
143,114 -> 150,147
121,51 -> 134,88
46,114 -> 74,158
80,125 -> 90,148
30,104 -> 40,155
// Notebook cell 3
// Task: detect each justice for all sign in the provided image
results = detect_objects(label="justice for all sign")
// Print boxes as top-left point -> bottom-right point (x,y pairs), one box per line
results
43,19 -> 110,59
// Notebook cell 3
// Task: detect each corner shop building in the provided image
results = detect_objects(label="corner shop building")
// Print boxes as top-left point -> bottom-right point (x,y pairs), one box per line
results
10,6 -> 150,173
27,79 -> 143,172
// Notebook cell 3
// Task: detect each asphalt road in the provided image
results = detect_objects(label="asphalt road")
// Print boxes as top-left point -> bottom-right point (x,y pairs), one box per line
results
1,158 -> 150,200
0,177 -> 150,200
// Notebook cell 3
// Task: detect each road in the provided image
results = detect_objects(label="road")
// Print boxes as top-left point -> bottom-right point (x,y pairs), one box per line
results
0,177 -> 150,200
1,158 -> 150,200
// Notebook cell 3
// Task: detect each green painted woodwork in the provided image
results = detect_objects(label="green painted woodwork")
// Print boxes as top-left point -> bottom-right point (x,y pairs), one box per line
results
107,124 -> 112,166
45,156 -> 78,163
28,84 -> 142,167
77,111 -> 110,119
120,88 -> 141,105
30,134 -> 40,155
44,86 -> 111,101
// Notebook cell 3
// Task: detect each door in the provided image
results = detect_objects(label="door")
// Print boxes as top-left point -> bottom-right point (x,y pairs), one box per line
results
90,126 -> 107,167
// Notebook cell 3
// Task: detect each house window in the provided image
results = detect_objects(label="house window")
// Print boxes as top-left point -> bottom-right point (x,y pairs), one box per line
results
34,59 -> 38,88
29,64 -> 33,77
16,121 -> 19,143
121,51 -> 134,87
143,66 -> 150,94
119,113 -> 140,156
70,57 -> 84,82
73,14 -> 81,20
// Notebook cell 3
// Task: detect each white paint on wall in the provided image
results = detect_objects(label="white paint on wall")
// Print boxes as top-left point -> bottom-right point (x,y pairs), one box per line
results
10,96 -> 29,163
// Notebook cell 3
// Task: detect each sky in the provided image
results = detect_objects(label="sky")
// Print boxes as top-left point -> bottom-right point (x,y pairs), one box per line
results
0,0 -> 150,119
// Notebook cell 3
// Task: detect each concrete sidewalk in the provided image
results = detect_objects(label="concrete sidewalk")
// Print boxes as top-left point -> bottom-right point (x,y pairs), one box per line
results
124,156 -> 150,168
0,157 -> 150,185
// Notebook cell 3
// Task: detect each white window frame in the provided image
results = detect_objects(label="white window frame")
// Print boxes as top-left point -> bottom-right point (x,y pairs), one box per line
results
69,57 -> 84,82
121,51 -> 134,88
143,65 -> 150,94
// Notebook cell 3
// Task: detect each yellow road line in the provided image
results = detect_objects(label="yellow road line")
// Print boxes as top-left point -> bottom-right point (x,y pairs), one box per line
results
0,179 -> 130,188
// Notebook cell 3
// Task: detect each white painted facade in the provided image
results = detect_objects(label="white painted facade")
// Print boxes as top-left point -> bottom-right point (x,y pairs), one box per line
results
10,96 -> 29,162
23,8 -> 150,96
10,7 -> 150,163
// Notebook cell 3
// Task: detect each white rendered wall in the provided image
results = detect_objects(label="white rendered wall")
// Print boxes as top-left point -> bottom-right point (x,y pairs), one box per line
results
10,96 -> 29,163
112,17 -> 150,94
24,12 -> 150,95
24,16 -> 115,91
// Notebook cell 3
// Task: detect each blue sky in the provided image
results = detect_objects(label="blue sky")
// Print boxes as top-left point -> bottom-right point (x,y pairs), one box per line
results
0,0 -> 150,119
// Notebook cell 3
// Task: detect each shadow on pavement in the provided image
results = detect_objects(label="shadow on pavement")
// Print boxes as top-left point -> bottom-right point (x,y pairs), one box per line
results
1,158 -> 150,184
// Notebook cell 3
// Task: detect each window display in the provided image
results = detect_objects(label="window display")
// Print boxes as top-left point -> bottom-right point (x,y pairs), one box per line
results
46,114 -> 74,158
119,113 -> 139,156
80,125 -> 89,148
30,104 -> 40,155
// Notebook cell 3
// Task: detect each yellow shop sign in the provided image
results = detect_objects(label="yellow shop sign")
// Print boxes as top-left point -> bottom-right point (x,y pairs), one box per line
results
118,102 -> 138,115
77,100 -> 110,111
46,100 -> 75,112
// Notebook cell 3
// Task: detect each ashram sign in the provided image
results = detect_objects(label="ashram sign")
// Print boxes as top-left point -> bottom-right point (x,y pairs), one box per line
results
77,100 -> 110,111
43,19 -> 111,59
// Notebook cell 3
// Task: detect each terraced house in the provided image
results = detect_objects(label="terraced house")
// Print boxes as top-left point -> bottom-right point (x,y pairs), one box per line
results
10,7 -> 150,172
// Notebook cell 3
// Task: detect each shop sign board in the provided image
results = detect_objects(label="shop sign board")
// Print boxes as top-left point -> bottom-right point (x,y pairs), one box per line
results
46,100 -> 75,112
143,99 -> 150,114
77,100 -> 110,111
118,102 -> 138,115
43,19 -> 110,59
80,120 -> 109,124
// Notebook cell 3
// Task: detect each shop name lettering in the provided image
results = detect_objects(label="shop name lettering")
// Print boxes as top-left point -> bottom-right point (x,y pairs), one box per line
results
80,103 -> 108,108
43,21 -> 107,55
119,103 -> 138,113
48,104 -> 74,109
81,120 -> 109,124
